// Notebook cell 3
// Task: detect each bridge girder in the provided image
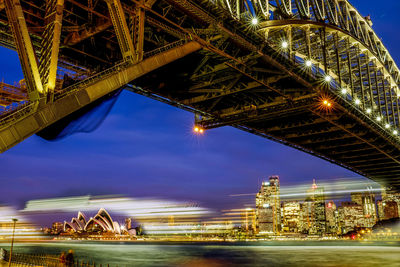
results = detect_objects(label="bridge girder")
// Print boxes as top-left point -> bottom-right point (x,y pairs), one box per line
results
0,0 -> 399,190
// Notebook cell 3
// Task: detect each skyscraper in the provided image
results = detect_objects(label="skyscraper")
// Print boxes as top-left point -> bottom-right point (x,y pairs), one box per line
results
325,201 -> 337,234
381,188 -> 400,218
337,201 -> 364,234
304,179 -> 326,235
351,190 -> 377,227
281,201 -> 300,233
256,176 -> 281,234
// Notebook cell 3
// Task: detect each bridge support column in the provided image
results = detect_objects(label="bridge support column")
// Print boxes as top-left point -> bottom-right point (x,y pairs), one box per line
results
4,0 -> 44,101
105,0 -> 137,62
39,0 -> 64,103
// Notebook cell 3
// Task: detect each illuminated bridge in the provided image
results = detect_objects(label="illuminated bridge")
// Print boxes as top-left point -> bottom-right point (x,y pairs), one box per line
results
0,0 -> 400,190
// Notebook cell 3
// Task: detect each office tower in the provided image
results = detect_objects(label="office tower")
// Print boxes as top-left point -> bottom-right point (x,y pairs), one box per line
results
382,188 -> 400,218
351,191 -> 377,227
281,201 -> 300,232
304,179 -> 326,235
325,201 -> 337,234
337,201 -> 364,234
256,176 -> 281,234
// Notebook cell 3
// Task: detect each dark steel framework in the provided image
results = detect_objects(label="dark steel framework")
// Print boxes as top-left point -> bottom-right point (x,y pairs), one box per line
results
0,0 -> 399,189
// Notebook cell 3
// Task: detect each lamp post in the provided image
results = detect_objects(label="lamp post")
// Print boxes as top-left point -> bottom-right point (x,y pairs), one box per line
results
8,218 -> 18,267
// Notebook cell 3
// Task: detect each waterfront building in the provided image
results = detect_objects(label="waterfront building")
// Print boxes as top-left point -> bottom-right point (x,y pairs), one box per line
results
351,191 -> 377,227
242,208 -> 256,234
125,218 -> 132,230
256,176 -> 281,234
382,189 -> 400,218
298,201 -> 313,234
382,201 -> 399,220
377,200 -> 385,221
51,222 -> 64,234
64,208 -> 122,235
325,201 -> 338,234
304,179 -> 326,235
281,201 -> 300,233
337,202 -> 364,234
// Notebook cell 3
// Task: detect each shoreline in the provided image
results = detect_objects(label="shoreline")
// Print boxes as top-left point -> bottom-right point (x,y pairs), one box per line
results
1,238 -> 399,246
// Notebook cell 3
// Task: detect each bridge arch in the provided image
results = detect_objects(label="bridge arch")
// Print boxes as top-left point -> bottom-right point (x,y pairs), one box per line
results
215,0 -> 400,138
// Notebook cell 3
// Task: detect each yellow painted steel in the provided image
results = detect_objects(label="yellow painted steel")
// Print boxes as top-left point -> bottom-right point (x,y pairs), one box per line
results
105,0 -> 137,62
0,41 -> 201,152
39,0 -> 64,101
4,0 -> 44,101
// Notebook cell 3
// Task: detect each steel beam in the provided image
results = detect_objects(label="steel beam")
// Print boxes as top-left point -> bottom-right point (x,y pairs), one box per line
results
4,0 -> 44,101
105,0 -> 136,62
130,3 -> 145,62
39,0 -> 64,103
63,21 -> 112,46
0,41 -> 201,152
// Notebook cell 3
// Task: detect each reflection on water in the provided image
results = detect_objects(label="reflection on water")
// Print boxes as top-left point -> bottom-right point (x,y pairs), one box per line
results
1,241 -> 399,267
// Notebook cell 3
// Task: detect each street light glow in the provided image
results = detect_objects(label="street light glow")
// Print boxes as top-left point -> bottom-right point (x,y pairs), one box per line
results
385,124 -> 390,129
393,130 -> 398,135
305,60 -> 312,67
341,88 -> 347,94
251,18 -> 258,25
377,116 -> 382,122
281,41 -> 288,49
366,108 -> 372,114
355,99 -> 361,105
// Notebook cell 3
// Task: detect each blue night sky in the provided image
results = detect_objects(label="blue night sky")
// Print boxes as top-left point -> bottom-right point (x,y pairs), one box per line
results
0,0 -> 398,211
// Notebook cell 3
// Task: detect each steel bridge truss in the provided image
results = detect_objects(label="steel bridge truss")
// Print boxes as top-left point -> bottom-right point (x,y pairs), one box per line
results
0,0 -> 399,189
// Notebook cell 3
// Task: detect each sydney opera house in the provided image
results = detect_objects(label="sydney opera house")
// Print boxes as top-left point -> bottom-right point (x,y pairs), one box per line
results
64,208 -> 122,235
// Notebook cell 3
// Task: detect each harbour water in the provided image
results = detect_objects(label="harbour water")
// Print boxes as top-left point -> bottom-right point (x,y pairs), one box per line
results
1,241 -> 400,266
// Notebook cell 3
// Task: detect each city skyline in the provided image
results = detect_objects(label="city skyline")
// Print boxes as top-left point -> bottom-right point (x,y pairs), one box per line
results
1,0 -> 400,213
1,176 -> 384,227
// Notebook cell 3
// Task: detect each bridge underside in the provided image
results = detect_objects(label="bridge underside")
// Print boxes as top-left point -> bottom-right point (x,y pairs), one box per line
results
0,0 -> 399,190
133,50 -> 400,190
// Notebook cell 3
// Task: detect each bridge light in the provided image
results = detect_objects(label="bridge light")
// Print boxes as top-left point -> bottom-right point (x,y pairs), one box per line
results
321,99 -> 333,110
193,125 -> 204,134
305,60 -> 312,67
281,41 -> 288,49
251,17 -> 258,25
324,75 -> 332,82
341,88 -> 347,94
377,116 -> 382,122
393,130 -> 398,135
355,99 -> 361,105
385,123 -> 390,129
366,108 -> 372,114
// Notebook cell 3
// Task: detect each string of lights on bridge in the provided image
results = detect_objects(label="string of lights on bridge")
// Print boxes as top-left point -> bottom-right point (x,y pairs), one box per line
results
283,38 -> 400,138
193,36 -> 400,137
193,12 -> 400,138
